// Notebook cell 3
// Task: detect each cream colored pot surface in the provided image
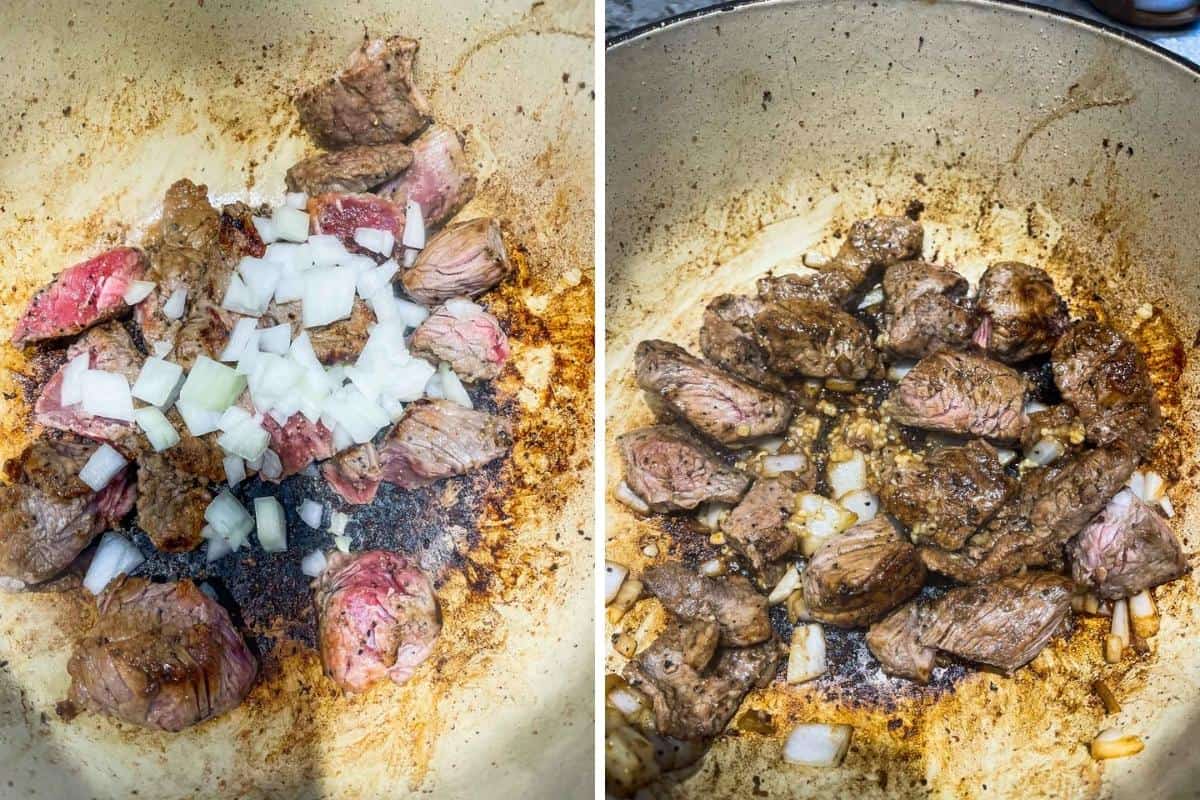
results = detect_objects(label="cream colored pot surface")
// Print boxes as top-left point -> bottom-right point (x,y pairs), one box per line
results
607,2 -> 1199,798
0,1 -> 593,798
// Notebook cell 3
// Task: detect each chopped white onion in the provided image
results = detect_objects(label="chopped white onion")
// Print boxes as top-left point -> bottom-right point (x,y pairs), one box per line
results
251,216 -> 277,244
1160,496 -> 1175,518
205,531 -> 234,563
857,285 -> 884,309
219,318 -> 260,362
1024,399 -> 1049,415
221,274 -> 267,316
122,280 -> 156,306
302,267 -> 357,328
82,532 -> 144,595
839,490 -> 879,523
253,496 -> 287,553
272,205 -> 310,243
787,624 -> 828,684
827,451 -> 867,499
402,247 -> 419,268
795,493 -> 858,556
322,385 -> 390,444
259,448 -> 283,481
258,323 -> 292,355
762,453 -> 808,478
699,558 -> 726,577
394,297 -> 429,328
285,192 -> 308,210
357,259 -> 399,300
223,455 -> 246,488
133,406 -> 180,452
439,363 -> 472,409
1129,590 -> 1159,639
131,357 -> 184,408
1024,437 -> 1065,467
179,356 -> 247,412
605,561 -> 629,605
768,565 -> 802,605
204,490 -> 254,549
329,511 -> 350,536
217,416 -> 271,461
239,257 -> 282,310
353,227 -> 396,256
608,685 -> 646,717
333,534 -> 351,553
1111,598 -> 1131,648
176,400 -> 223,436
80,370 -> 135,422
299,499 -> 324,529
301,549 -> 329,578
162,287 -> 188,320
152,340 -> 173,358
308,234 -> 350,267
331,423 -> 355,453
402,200 -> 425,249
783,724 -> 852,767
886,361 -> 916,382
615,481 -> 650,514
218,404 -> 252,432
995,447 -> 1018,466
59,353 -> 90,407
78,444 -> 128,491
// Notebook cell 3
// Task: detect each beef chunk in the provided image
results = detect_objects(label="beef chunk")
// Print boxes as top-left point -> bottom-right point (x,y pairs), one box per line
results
1052,321 -> 1160,454
752,298 -> 879,380
634,340 -> 792,447
378,400 -> 511,489
410,298 -> 510,382
295,36 -> 430,149
308,192 -> 405,259
217,202 -> 267,262
916,572 -> 1073,672
643,563 -> 772,647
883,351 -> 1027,441
12,248 -> 148,346
377,124 -> 477,228
134,453 -> 210,553
617,425 -> 750,513
878,440 -> 1016,551
756,269 -> 856,308
1070,489 -> 1188,600
698,294 -> 786,392
866,603 -> 935,683
285,142 -> 413,196
400,217 -> 510,305
323,443 -> 384,505
35,323 -> 143,446
261,414 -> 335,480
65,577 -> 257,730
921,445 -> 1138,583
623,619 -> 780,740
802,517 -> 926,627
0,439 -> 135,590
315,550 -> 441,693
975,262 -> 1069,363
879,260 -> 976,358
722,476 -> 804,584
172,303 -> 240,370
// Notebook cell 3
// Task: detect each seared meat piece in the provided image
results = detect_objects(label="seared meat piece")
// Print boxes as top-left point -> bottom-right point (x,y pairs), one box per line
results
35,323 -> 143,445
722,476 -> 804,585
878,440 -> 1016,551
410,298 -> 510,382
1020,404 -> 1085,455
0,438 -> 135,590
135,453 -> 211,553
698,294 -> 786,392
285,142 -> 413,196
268,297 -> 375,365
323,443 -> 384,505
634,340 -> 792,447
308,192 -> 405,259
758,216 -> 924,309
378,400 -> 511,489
401,218 -> 510,305
1052,321 -> 1160,454
378,124 -> 477,228
643,563 -> 772,647
64,577 -> 257,730
883,351 -> 1027,441
623,619 -> 780,740
866,604 -> 936,684
975,262 -> 1069,363
295,35 -> 430,149
752,298 -> 879,380
12,248 -> 148,345
921,445 -> 1138,583
1070,489 -> 1188,600
315,550 -> 441,693
917,572 -> 1073,672
261,414 -> 335,480
617,426 -> 750,513
802,517 -> 926,627
172,303 -> 240,370
217,202 -> 267,262
879,260 -> 976,358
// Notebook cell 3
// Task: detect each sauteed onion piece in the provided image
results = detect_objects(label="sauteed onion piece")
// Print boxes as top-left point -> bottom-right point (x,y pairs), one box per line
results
122,280 -> 156,306
1090,728 -> 1144,760
615,481 -> 650,514
1129,590 -> 1159,639
783,723 -> 853,767
300,549 -> 329,578
605,561 -> 629,605
768,565 -> 802,606
786,624 -> 827,685
762,453 -> 808,478
79,444 -> 128,492
83,532 -> 145,595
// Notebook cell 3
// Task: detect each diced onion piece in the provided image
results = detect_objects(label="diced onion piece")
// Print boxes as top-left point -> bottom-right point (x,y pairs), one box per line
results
756,436 -> 785,455
223,455 -> 246,488
699,558 -> 726,577
402,200 -> 426,249
333,534 -> 351,553
762,453 -> 808,478
827,451 -> 867,499
152,340 -> 173,358
768,565 -> 802,605
176,400 -> 223,436
1141,471 -> 1165,504
59,353 -> 90,407
1104,634 -> 1125,663
82,532 -> 144,595
204,490 -> 254,549
299,499 -> 324,529
251,216 -> 277,244
274,275 -> 305,304
606,725 -> 660,796
1090,728 -> 1144,760
253,496 -> 287,553
783,723 -> 853,767
353,227 -> 396,256
331,423 -> 355,453
272,205 -> 310,243
80,370 -> 135,422
696,503 -> 729,531
1023,437 -> 1064,467
787,624 -> 827,684
615,481 -> 650,514
439,363 -> 472,408
357,259 -> 400,300
220,318 -> 260,362
258,323 -> 292,355
794,493 -> 858,556
803,251 -> 830,268
217,416 -> 271,461
1160,495 -> 1175,518
162,287 -> 188,320
131,357 -> 184,407
322,385 -> 390,444
1024,400 -> 1049,415
259,448 -> 283,481
840,490 -> 879,523
886,361 -> 916,382
607,578 -> 643,624
329,511 -> 350,536
133,406 -> 180,452
308,234 -> 350,267
179,356 -> 247,412
218,405 -> 252,432
825,378 -> 857,393
302,267 -> 357,328
994,447 -> 1018,466
222,274 -> 266,316
1129,590 -> 1159,639
394,297 -> 429,328
79,444 -> 128,491
284,192 -> 308,210
122,280 -> 156,305
402,247 -> 419,268
608,684 -> 646,717
206,531 -> 234,563
857,285 -> 884,309
1111,598 -> 1131,648
240,257 -> 282,310
301,549 -> 329,578
605,561 -> 629,605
